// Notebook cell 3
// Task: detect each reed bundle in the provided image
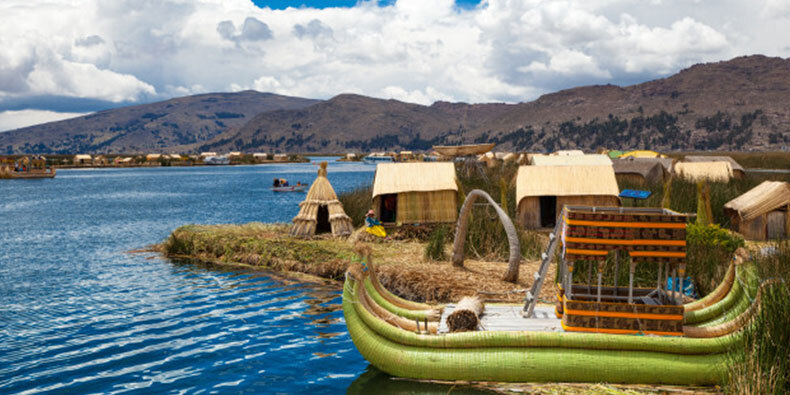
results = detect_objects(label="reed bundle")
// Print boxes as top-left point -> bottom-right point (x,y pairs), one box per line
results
446,296 -> 483,332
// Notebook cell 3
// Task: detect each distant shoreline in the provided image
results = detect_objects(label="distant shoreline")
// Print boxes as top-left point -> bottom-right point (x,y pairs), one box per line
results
53,159 -> 311,170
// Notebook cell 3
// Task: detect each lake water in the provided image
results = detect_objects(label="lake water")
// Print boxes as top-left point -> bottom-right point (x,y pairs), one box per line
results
0,158 -> 493,394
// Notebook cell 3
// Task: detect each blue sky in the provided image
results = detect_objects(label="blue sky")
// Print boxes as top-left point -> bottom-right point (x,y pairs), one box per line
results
252,0 -> 482,9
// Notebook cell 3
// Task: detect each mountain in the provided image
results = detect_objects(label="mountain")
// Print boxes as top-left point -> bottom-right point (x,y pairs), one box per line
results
200,55 -> 789,153
0,91 -> 319,154
4,55 -> 790,154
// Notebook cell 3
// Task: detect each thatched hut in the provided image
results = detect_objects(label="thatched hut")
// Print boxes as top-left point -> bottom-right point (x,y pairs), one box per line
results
372,162 -> 458,224
530,154 -> 612,166
612,157 -> 666,185
675,161 -> 733,182
74,154 -> 92,165
516,165 -> 620,229
291,162 -> 354,238
683,156 -> 745,178
724,181 -> 790,240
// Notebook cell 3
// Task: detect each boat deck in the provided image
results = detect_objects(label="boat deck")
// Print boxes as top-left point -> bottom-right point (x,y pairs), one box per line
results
438,304 -> 562,333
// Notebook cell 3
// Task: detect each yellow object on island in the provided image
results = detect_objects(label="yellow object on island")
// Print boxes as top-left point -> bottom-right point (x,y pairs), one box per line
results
365,225 -> 387,238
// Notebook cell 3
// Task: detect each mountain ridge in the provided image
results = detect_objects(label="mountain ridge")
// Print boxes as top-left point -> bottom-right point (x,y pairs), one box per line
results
3,55 -> 789,154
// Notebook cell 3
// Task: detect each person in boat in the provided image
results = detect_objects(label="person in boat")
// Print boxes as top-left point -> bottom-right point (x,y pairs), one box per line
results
273,178 -> 280,187
365,210 -> 387,238
281,178 -> 289,187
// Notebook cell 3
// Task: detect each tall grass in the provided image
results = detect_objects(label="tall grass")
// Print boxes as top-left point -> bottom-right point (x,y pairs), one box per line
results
424,225 -> 448,260
337,185 -> 373,228
622,173 -> 790,227
727,242 -> 790,394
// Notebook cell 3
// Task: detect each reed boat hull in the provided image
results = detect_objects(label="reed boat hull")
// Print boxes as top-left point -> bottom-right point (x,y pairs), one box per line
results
271,185 -> 307,192
342,260 -> 757,385
0,170 -> 56,179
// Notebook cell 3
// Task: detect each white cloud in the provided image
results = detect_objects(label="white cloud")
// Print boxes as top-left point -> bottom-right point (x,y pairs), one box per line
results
762,0 -> 790,19
0,110 -> 88,132
0,0 -> 785,112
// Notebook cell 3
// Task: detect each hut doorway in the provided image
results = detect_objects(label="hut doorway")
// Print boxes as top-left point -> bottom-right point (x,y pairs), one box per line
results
766,210 -> 787,239
539,196 -> 557,228
380,194 -> 397,223
316,205 -> 331,234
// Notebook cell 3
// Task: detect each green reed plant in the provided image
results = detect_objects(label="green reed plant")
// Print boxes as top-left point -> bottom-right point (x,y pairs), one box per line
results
337,185 -> 373,228
727,242 -> 790,394
424,225 -> 448,261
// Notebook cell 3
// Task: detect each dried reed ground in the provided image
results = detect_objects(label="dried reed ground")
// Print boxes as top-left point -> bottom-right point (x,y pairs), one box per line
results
162,222 -> 556,304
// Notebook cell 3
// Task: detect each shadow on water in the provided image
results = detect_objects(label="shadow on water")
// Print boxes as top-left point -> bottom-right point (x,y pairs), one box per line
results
348,366 -> 496,395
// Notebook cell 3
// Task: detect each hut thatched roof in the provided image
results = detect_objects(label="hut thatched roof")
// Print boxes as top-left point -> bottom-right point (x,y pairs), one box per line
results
530,154 -> 612,166
553,150 -> 585,156
683,156 -> 745,173
372,162 -> 457,198
612,158 -> 665,183
621,150 -> 661,158
432,143 -> 494,157
675,161 -> 733,182
724,181 -> 790,221
516,165 -> 620,203
291,162 -> 353,237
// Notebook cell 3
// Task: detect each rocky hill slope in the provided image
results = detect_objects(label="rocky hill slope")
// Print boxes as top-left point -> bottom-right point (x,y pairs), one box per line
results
0,91 -> 319,154
3,55 -> 789,154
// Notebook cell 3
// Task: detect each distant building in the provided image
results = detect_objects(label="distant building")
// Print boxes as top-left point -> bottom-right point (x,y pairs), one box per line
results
530,154 -> 612,167
228,151 -> 242,158
724,181 -> 790,240
516,165 -> 620,229
675,162 -> 733,182
73,154 -> 92,165
372,162 -> 458,224
612,157 -> 666,185
273,154 -> 288,161
146,154 -> 162,162
200,152 -> 218,157
683,156 -> 745,179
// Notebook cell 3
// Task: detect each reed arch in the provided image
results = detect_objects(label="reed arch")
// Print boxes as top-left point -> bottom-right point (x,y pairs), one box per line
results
452,189 -> 521,283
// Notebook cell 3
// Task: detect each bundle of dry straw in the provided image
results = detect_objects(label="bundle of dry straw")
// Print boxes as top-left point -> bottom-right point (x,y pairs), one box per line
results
446,296 -> 484,332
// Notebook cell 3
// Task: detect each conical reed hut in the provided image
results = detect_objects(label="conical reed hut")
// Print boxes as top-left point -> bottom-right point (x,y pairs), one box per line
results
291,162 -> 354,237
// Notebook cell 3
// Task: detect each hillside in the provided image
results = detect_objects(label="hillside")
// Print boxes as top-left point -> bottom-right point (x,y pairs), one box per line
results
0,91 -> 319,154
200,55 -> 790,153
3,55 -> 790,154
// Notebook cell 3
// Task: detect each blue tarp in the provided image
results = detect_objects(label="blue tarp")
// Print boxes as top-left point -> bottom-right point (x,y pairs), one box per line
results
667,276 -> 699,299
619,189 -> 652,199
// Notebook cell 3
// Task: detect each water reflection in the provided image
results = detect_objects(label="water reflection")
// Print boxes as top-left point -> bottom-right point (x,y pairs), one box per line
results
348,366 -> 496,395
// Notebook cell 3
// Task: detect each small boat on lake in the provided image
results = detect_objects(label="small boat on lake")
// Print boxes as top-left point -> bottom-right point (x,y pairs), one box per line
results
271,185 -> 308,192
363,153 -> 395,165
203,155 -> 230,165
0,156 -> 56,179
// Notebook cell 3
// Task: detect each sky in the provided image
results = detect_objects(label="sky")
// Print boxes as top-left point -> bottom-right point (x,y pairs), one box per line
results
1,0 -> 789,131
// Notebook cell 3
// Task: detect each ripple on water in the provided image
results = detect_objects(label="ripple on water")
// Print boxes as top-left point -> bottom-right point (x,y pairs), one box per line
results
0,161 -> 407,394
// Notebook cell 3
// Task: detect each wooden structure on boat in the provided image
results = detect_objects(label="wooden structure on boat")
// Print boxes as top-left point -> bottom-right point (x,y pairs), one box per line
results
556,206 -> 692,336
342,189 -> 763,385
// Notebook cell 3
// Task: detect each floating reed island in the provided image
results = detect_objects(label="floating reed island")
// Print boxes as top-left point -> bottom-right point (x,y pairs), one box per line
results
161,151 -> 790,391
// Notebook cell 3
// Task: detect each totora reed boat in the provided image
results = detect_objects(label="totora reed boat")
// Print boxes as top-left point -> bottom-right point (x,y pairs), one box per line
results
342,191 -> 763,385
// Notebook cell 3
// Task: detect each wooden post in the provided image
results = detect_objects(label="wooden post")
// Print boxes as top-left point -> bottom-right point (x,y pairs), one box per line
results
628,261 -> 636,304
678,264 -> 686,305
566,262 -> 574,300
613,250 -> 620,296
587,262 -> 593,294
664,263 -> 670,305
597,262 -> 604,303
672,266 -> 678,304
656,262 -> 664,304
